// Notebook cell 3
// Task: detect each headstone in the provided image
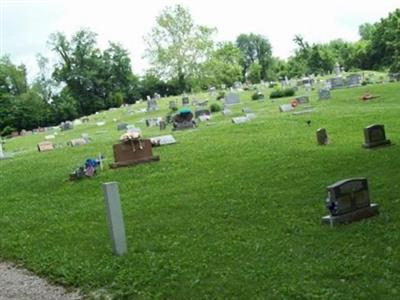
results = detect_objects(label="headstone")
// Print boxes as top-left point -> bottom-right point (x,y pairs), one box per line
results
319,88 -> 331,100
329,77 -> 345,89
81,133 -> 90,143
69,138 -> 88,147
224,93 -> 241,106
102,182 -> 127,256
147,98 -> 158,112
0,142 -> 12,160
96,121 -> 106,127
389,73 -> 400,82
117,123 -> 128,131
159,120 -> 166,130
182,95 -> 189,105
173,111 -> 196,131
242,107 -> 253,114
73,119 -> 82,126
82,117 -> 90,123
11,131 -> 19,137
60,121 -> 73,131
146,118 -> 160,127
232,116 -> 250,124
126,126 -> 142,135
279,104 -> 294,112
37,141 -> 54,152
195,109 -> 211,118
45,135 -> 55,140
253,91 -> 265,100
110,139 -> 160,168
322,178 -> 379,225
197,100 -> 208,107
198,115 -> 211,122
150,135 -> 177,146
169,101 -> 177,110
362,124 -> 391,149
347,74 -> 362,87
334,62 -> 341,76
316,128 -> 329,145
295,96 -> 310,104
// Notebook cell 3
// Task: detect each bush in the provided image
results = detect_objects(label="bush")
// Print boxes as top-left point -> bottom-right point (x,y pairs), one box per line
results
252,91 -> 265,100
210,103 -> 221,113
269,88 -> 295,99
216,91 -> 225,100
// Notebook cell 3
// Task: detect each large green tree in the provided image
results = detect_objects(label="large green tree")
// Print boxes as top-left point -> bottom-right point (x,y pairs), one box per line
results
144,4 -> 216,92
236,33 -> 273,80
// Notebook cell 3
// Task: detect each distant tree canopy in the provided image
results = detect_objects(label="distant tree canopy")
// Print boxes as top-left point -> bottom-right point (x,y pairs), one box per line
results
0,7 -> 399,135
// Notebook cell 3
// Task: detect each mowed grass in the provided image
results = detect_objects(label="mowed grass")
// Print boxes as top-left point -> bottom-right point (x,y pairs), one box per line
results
0,82 -> 400,299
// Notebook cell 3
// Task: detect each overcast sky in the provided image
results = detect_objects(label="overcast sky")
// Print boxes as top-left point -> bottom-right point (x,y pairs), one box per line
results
1,0 -> 399,80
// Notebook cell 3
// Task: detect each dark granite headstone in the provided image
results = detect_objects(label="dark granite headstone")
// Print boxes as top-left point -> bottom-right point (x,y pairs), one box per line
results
362,124 -> 391,149
316,128 -> 329,145
322,178 -> 379,225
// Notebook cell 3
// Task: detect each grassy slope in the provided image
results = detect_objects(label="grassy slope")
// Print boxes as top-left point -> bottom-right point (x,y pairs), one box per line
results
0,82 -> 399,299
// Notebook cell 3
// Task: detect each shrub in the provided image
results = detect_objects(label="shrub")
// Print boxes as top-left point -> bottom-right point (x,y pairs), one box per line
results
210,103 -> 221,113
216,91 -> 225,100
252,91 -> 265,100
269,88 -> 295,99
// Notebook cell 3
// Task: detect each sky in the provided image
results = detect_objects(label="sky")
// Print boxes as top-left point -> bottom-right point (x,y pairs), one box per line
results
1,0 -> 399,81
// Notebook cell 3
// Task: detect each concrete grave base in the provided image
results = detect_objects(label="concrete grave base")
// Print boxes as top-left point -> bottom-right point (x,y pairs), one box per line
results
321,203 -> 379,225
362,140 -> 391,149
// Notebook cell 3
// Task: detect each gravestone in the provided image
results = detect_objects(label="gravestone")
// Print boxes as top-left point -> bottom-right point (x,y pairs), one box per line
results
117,123 -> 128,131
347,74 -> 362,87
253,91 -> 265,100
322,178 -> 379,225
45,135 -> 55,140
362,124 -> 391,149
37,141 -> 54,152
319,89 -> 331,100
198,115 -> 211,122
0,142 -> 12,160
222,108 -> 232,116
197,100 -> 208,107
182,95 -> 190,105
60,121 -> 73,131
81,133 -> 90,143
169,101 -> 177,110
279,104 -> 294,112
232,116 -> 250,124
389,73 -> 400,82
195,109 -> 211,118
146,118 -> 161,127
159,120 -> 166,130
96,121 -> 106,126
150,135 -> 177,146
173,110 -> 196,130
316,128 -> 329,145
147,98 -> 158,112
329,77 -> 345,89
242,107 -> 253,114
81,117 -> 90,123
295,96 -> 310,104
110,139 -> 160,168
69,138 -> 88,147
224,93 -> 241,106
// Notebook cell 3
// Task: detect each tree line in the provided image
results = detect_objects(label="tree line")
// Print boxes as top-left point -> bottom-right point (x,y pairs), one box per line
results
0,6 -> 398,135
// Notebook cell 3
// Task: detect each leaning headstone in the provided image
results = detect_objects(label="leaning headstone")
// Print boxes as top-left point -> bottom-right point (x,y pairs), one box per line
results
232,116 -> 250,124
362,124 -> 391,149
319,88 -> 331,100
224,93 -> 241,106
150,135 -> 177,146
102,182 -> 127,256
295,96 -> 310,104
322,178 -> 379,225
279,104 -> 294,112
37,141 -> 54,152
316,128 -> 329,145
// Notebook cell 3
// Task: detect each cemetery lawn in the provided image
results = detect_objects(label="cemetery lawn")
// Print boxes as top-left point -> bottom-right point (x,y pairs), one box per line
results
1,81 -> 400,299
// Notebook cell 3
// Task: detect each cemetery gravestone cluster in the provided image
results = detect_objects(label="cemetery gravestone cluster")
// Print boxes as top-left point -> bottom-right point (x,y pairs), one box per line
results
322,178 -> 379,225
362,124 -> 391,149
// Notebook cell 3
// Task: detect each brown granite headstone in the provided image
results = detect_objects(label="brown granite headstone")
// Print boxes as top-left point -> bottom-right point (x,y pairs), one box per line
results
110,139 -> 159,169
37,141 -> 54,152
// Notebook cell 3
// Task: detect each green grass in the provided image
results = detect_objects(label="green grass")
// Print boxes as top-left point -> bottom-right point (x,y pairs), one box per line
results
1,82 -> 400,299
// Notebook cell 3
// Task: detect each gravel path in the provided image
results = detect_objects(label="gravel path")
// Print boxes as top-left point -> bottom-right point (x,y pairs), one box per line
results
0,262 -> 82,300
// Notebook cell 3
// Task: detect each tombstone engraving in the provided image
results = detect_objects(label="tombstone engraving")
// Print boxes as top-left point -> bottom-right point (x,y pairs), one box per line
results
319,89 -> 331,100
150,135 -> 177,146
362,124 -> 391,149
37,141 -> 54,152
102,182 -> 127,256
110,139 -> 160,168
295,96 -> 309,104
316,128 -> 329,145
322,178 -> 379,225
224,93 -> 241,106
